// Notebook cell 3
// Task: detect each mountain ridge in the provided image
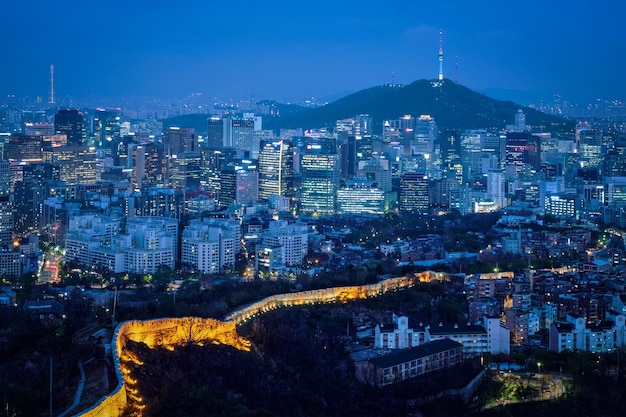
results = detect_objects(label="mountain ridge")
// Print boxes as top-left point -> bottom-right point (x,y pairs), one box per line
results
164,79 -> 574,135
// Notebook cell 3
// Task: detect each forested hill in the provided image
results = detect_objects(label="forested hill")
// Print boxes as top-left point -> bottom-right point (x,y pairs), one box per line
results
163,79 -> 574,135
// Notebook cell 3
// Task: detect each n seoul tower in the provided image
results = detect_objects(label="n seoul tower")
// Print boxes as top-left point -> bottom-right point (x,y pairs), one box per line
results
438,31 -> 444,81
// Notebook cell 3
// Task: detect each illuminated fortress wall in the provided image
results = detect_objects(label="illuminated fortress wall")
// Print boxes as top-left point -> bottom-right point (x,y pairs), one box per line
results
76,271 -> 443,416
223,272 -> 440,322
73,323 -> 127,417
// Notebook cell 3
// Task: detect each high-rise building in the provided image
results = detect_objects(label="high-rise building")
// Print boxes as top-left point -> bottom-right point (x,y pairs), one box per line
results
383,115 -> 413,146
356,114 -> 373,136
206,117 -> 224,149
439,130 -> 462,181
340,135 -> 357,179
0,161 -> 10,196
411,115 -> 437,158
13,178 -> 45,234
357,161 -> 392,192
505,132 -> 540,178
544,194 -> 577,219
42,146 -> 98,185
300,138 -> 340,215
163,127 -> 198,155
129,143 -> 167,189
181,218 -> 237,273
357,134 -> 373,161
461,130 -> 500,183
576,123 -> 603,169
603,143 -> 626,177
336,179 -> 388,215
54,109 -> 85,146
259,220 -> 308,267
0,195 -> 13,249
400,172 -> 430,214
219,162 -> 259,207
91,109 -> 121,147
486,169 -> 506,209
130,187 -> 184,219
125,216 -> 178,273
63,214 -> 179,275
223,115 -> 257,150
65,215 -> 178,274
258,139 -> 294,200
7,135 -> 42,162
64,214 -> 123,270
169,152 -> 203,190
24,123 -> 54,137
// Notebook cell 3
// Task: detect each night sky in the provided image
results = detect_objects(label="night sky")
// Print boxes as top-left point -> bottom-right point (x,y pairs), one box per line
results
1,0 -> 624,105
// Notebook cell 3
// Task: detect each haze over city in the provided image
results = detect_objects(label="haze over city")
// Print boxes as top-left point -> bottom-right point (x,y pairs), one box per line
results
2,0 -> 626,105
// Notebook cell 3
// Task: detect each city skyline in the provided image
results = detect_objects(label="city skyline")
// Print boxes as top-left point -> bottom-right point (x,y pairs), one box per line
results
2,0 -> 625,106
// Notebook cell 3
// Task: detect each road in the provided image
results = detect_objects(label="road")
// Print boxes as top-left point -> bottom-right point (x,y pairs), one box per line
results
38,247 -> 62,284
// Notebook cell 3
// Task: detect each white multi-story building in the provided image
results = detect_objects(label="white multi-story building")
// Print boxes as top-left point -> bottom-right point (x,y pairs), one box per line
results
544,194 -> 577,219
260,221 -> 308,267
379,240 -> 410,257
549,313 -> 626,353
64,214 -> 177,275
374,314 -> 510,356
373,314 -> 427,350
65,214 -> 122,268
181,218 -> 237,273
123,217 -> 177,275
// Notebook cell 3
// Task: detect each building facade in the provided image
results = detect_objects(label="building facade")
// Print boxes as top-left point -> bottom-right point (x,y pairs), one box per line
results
356,339 -> 464,387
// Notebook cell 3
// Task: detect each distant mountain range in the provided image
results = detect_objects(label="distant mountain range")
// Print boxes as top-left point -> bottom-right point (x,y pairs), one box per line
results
163,79 -> 574,135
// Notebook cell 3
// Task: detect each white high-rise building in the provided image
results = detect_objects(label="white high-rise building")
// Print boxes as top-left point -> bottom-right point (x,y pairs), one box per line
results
487,168 -> 506,209
65,214 -> 178,275
260,221 -> 308,267
65,214 -> 125,273
180,218 -> 238,273
124,217 -> 178,275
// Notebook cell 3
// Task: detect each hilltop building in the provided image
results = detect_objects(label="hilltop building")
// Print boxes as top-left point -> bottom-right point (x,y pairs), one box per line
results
355,339 -> 463,387
374,314 -> 510,356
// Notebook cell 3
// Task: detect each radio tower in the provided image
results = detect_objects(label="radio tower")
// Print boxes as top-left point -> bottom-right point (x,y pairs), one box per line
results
438,31 -> 444,81
48,64 -> 55,104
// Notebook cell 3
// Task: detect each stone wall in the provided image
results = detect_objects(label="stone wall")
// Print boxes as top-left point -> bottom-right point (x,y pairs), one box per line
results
76,271 -> 443,416
72,323 -> 127,417
224,273 -> 437,322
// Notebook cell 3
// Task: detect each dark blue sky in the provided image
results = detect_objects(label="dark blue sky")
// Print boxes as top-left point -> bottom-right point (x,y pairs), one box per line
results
2,0 -> 625,105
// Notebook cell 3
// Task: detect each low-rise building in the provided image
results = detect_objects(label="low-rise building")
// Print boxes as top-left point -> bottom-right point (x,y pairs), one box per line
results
374,314 -> 510,356
356,339 -> 464,386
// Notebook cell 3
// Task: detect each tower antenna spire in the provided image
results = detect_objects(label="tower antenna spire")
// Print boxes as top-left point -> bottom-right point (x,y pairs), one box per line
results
454,55 -> 458,83
438,31 -> 444,81
48,64 -> 55,105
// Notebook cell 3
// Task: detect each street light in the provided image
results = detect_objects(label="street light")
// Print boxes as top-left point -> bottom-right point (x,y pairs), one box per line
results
537,362 -> 542,374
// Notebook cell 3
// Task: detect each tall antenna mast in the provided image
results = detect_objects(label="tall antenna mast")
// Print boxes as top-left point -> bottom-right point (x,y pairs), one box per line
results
391,70 -> 395,85
454,56 -> 459,83
438,31 -> 444,81
48,64 -> 55,104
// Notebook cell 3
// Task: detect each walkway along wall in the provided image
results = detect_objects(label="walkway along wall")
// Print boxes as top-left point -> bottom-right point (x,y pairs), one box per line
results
76,271 -> 442,416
